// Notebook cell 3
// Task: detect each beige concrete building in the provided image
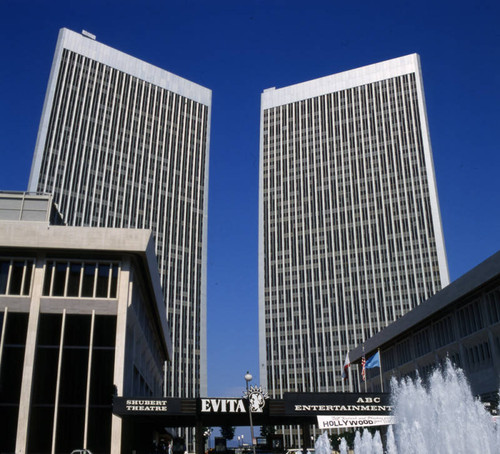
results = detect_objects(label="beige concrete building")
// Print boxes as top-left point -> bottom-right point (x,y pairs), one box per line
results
0,192 -> 171,453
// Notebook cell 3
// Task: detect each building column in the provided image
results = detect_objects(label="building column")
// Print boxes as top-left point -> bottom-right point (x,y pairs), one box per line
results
301,424 -> 311,450
111,260 -> 131,454
15,255 -> 45,454
195,421 -> 204,454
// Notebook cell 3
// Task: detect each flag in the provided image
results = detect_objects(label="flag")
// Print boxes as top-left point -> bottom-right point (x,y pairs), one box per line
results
361,356 -> 366,381
365,351 -> 380,369
342,352 -> 350,380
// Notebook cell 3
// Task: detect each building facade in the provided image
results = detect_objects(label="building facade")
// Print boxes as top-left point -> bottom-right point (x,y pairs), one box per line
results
258,55 -> 449,434
28,29 -> 211,408
350,250 -> 500,404
0,193 -> 171,454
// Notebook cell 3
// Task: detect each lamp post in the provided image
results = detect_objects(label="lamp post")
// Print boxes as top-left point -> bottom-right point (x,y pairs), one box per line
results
245,371 -> 256,454
204,428 -> 212,452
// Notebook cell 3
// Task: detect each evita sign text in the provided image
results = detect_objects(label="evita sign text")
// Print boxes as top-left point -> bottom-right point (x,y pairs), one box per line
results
201,398 -> 246,413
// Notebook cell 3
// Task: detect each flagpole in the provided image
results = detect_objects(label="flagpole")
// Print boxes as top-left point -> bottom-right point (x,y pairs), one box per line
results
356,363 -> 360,393
362,345 -> 367,392
378,348 -> 384,392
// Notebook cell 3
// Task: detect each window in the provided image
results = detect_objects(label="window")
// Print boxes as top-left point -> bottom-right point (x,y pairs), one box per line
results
465,341 -> 492,371
457,300 -> 484,337
396,338 -> 412,365
413,328 -> 431,357
52,262 -> 67,296
0,259 -> 34,296
433,316 -> 455,348
67,263 -> 81,297
43,261 -> 119,298
486,289 -> 500,324
96,264 -> 111,298
82,263 -> 96,297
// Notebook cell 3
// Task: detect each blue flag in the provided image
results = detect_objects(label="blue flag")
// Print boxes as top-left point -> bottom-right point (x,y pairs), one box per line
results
365,351 -> 380,369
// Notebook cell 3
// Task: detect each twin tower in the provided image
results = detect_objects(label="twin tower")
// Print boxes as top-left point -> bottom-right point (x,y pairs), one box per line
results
29,28 -> 448,430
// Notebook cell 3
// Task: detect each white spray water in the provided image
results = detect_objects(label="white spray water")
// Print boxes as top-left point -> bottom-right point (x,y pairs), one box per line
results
384,426 -> 397,454
314,432 -> 331,454
338,438 -> 348,454
319,360 -> 499,454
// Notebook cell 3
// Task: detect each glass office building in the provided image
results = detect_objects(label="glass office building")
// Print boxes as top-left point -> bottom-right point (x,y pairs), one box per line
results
28,28 -> 211,414
259,55 -> 449,441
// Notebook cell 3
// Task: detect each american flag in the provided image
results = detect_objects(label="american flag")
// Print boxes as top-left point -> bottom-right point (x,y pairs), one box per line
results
361,356 -> 366,381
342,352 -> 350,381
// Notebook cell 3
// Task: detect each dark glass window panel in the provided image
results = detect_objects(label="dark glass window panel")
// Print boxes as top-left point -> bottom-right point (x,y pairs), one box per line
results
0,406 -> 18,452
0,260 -> 9,294
43,262 -> 54,296
93,315 -> 116,347
22,261 -> 33,295
0,314 -> 28,404
55,406 -> 85,453
64,314 -> 91,347
96,264 -> 110,298
9,261 -> 25,295
52,262 -> 67,296
90,349 -> 115,405
87,407 -> 112,453
0,346 -> 26,403
82,263 -> 96,297
38,313 -> 62,346
4,312 -> 28,345
32,346 -> 59,405
67,263 -> 81,297
28,406 -> 54,453
110,265 -> 118,298
59,347 -> 88,405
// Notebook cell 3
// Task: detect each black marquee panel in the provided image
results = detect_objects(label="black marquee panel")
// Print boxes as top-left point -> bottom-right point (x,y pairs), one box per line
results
284,392 -> 392,416
113,392 -> 391,426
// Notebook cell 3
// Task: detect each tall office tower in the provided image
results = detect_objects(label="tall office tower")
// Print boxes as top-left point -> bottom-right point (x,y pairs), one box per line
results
28,29 -> 211,412
259,54 -> 449,429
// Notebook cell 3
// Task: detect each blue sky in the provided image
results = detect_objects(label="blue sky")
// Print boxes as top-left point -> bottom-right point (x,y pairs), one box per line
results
1,0 -> 499,441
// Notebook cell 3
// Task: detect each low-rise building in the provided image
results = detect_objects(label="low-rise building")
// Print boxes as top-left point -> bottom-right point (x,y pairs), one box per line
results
0,193 -> 171,454
350,251 -> 500,402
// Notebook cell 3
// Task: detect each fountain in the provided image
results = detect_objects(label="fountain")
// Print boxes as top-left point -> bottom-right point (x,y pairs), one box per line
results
323,360 -> 499,453
338,438 -> 348,454
314,432 -> 331,454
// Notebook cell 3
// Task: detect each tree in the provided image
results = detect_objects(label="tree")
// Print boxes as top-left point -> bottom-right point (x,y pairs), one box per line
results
219,425 -> 235,441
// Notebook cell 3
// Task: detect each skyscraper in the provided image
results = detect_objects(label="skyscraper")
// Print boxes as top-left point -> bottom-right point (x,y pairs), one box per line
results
258,54 -> 449,416
28,28 -> 211,407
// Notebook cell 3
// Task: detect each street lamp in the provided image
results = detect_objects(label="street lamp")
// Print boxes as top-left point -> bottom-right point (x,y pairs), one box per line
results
245,371 -> 256,454
204,428 -> 212,452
